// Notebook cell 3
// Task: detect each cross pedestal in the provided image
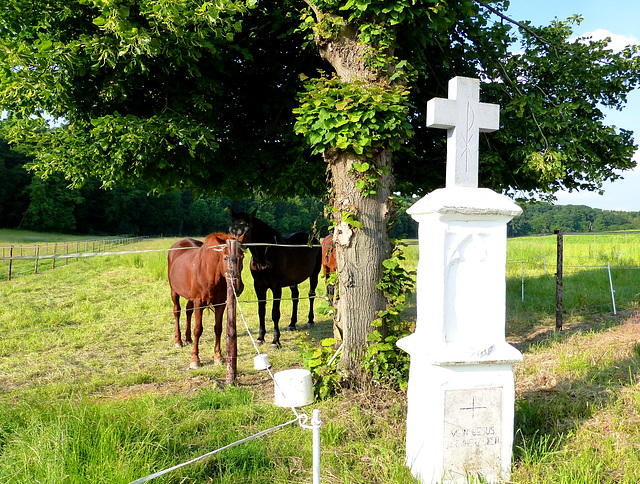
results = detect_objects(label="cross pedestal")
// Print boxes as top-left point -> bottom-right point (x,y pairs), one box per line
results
397,77 -> 522,483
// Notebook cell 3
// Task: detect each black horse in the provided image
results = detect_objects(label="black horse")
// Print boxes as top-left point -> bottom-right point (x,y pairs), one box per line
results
229,209 -> 322,348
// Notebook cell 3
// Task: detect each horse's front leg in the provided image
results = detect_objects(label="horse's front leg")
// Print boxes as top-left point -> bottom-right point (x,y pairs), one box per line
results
256,286 -> 268,345
271,286 -> 282,348
185,300 -> 194,345
307,273 -> 318,328
213,305 -> 224,365
190,304 -> 204,369
171,291 -> 183,348
286,285 -> 298,332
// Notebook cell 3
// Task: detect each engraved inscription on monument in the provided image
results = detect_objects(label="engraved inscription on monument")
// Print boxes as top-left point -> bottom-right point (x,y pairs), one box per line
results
443,387 -> 503,478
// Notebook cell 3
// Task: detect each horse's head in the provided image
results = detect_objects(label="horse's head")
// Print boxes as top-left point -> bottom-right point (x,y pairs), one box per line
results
223,237 -> 246,297
229,208 -> 284,272
229,208 -> 255,240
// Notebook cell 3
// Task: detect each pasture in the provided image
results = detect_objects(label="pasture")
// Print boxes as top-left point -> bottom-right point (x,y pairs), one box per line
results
1,231 -> 640,483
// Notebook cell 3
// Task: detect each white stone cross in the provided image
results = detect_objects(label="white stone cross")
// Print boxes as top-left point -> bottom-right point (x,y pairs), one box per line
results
426,76 -> 500,188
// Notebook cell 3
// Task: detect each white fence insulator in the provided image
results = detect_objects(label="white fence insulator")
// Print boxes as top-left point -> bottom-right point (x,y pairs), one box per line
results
300,410 -> 322,484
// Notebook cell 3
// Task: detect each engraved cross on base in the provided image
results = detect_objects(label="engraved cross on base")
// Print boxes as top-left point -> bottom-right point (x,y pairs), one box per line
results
426,76 -> 500,188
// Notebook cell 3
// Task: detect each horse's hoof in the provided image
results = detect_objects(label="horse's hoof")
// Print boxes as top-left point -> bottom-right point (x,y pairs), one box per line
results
286,325 -> 296,332
214,357 -> 223,366
175,342 -> 183,348
189,359 -> 201,369
257,339 -> 265,346
271,342 -> 281,349
306,322 -> 315,329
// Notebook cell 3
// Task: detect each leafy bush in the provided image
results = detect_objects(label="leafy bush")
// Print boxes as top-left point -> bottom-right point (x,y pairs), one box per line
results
362,318 -> 413,391
362,244 -> 415,390
299,337 -> 344,400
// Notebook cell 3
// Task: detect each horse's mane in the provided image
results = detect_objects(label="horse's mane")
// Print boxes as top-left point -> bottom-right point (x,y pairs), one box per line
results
203,232 -> 235,247
250,217 -> 283,244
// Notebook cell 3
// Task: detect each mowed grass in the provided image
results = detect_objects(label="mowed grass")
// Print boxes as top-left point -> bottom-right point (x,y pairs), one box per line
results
1,231 -> 640,482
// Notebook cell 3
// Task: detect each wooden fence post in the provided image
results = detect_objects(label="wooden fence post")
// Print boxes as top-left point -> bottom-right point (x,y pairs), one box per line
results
225,238 -> 239,386
8,245 -> 13,281
35,246 -> 40,274
555,230 -> 563,331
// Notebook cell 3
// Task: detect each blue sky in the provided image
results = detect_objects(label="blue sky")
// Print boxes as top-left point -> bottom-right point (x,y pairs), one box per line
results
501,1 -> 640,212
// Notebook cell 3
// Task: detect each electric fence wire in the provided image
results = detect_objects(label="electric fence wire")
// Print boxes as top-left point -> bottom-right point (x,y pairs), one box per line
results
127,279 -> 320,484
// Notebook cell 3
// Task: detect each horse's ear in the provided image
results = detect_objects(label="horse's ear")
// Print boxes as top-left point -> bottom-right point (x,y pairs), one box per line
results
228,207 -> 235,217
250,208 -> 257,219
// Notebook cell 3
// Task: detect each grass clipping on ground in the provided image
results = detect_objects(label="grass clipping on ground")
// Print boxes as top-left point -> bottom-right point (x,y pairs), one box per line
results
509,310 -> 640,482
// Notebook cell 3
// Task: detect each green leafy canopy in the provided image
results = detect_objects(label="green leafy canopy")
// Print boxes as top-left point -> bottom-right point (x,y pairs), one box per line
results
293,74 -> 413,156
1,0 -> 639,200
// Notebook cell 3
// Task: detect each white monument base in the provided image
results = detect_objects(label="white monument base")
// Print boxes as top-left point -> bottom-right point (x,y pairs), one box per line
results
398,338 -> 522,483
400,77 -> 524,483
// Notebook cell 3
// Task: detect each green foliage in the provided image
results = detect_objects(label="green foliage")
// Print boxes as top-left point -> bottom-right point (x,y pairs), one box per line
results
376,246 -> 415,306
339,210 -> 363,229
363,318 -> 412,391
293,74 -> 413,156
2,0 -> 639,202
0,0 -> 326,198
352,161 -> 391,197
22,174 -> 83,232
0,141 -> 332,235
299,337 -> 344,400
362,244 -> 415,389
483,15 -> 640,196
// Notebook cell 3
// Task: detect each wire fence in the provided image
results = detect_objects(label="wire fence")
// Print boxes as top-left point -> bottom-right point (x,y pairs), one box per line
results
0,237 -> 328,483
0,237 -> 335,282
506,254 -> 640,317
0,236 -> 149,281
128,282 -> 325,484
3,233 -> 639,318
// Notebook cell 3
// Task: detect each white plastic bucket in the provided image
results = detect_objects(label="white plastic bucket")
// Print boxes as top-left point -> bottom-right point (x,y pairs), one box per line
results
274,369 -> 314,407
254,353 -> 271,370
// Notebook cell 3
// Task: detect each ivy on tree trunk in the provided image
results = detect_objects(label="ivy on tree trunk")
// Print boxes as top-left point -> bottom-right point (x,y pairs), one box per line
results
302,2 -> 401,373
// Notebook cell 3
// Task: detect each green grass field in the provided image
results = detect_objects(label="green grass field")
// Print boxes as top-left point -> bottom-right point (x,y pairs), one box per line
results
1,230 -> 640,483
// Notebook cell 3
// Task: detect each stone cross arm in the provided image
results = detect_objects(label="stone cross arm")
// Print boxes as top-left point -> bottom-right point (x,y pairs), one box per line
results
427,76 -> 500,189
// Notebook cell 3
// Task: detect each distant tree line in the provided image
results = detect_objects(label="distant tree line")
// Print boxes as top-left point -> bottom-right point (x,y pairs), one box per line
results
9,139 -> 637,239
1,139 -> 417,238
508,203 -> 640,237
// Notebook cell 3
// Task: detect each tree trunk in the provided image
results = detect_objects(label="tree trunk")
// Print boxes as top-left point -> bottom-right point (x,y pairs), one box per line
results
307,6 -> 397,373
330,149 -> 394,372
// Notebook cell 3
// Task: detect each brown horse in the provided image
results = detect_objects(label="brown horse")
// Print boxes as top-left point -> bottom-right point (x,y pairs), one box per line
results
167,232 -> 245,369
229,209 -> 321,348
321,234 -> 337,302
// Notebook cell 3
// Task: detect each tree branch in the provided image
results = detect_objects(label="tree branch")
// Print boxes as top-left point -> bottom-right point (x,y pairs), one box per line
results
472,0 -> 552,46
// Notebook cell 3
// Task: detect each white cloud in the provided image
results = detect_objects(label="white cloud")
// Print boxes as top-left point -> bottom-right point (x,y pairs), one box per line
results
578,28 -> 639,52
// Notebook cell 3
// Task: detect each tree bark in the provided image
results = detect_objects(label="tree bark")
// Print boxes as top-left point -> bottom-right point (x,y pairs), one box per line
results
329,149 -> 394,372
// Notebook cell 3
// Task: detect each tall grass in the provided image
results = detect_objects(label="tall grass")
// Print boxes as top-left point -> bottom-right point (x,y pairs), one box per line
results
506,232 -> 640,336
